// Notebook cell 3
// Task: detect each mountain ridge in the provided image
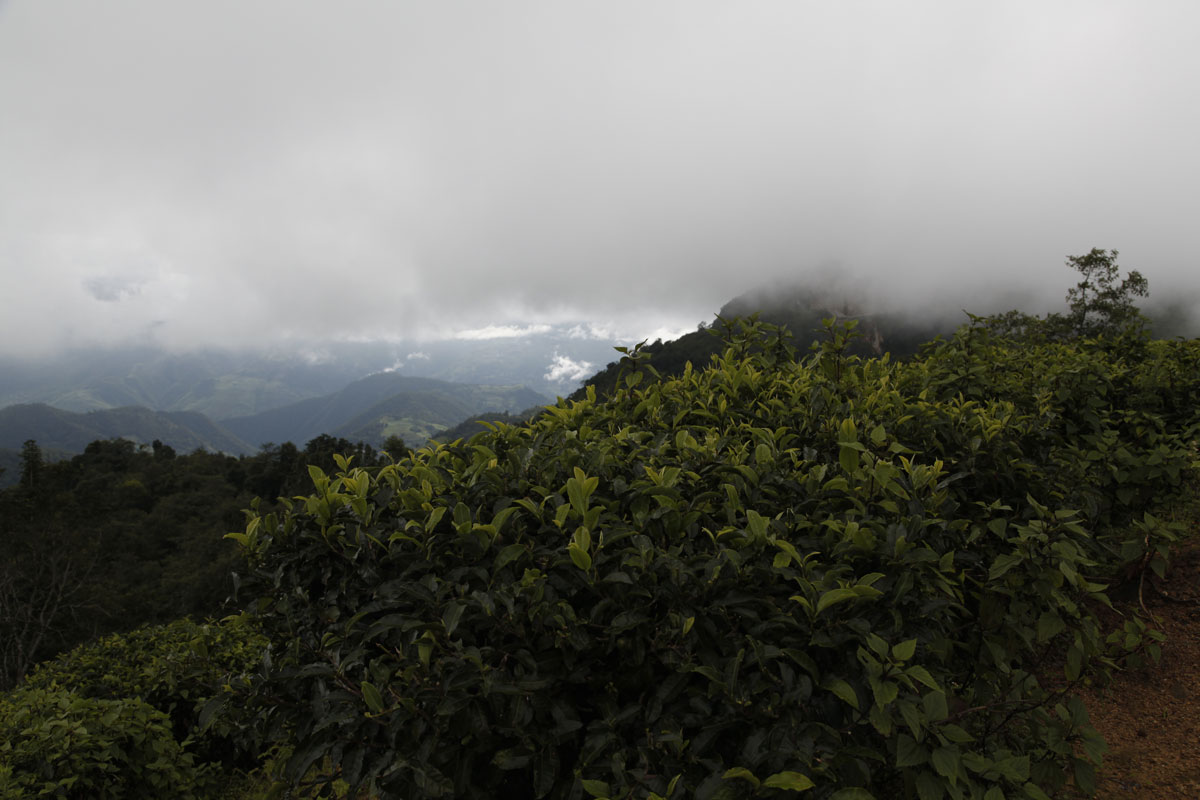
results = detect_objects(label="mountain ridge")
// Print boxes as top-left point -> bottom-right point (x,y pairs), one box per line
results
0,325 -> 626,419
220,373 -> 549,449
0,403 -> 256,456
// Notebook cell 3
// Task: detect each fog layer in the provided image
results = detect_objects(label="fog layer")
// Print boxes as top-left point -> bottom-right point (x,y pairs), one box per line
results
2,2 -> 1197,356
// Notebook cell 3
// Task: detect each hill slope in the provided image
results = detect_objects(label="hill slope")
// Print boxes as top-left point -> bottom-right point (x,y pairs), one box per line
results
0,347 -> 366,418
0,327 -> 625,419
574,282 -> 956,399
221,373 -> 548,448
0,403 -> 255,455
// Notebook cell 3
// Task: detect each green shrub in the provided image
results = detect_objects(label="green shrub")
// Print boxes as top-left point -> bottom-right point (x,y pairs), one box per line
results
0,687 -> 214,799
14,616 -> 266,779
231,320 -> 1199,799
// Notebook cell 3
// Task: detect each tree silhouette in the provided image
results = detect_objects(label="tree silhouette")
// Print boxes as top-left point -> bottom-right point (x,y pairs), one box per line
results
1064,248 -> 1148,337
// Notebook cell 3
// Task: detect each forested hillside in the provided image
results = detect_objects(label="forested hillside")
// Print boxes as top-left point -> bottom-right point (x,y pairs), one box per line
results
573,271 -> 1193,403
572,286 -> 959,402
1,253 -> 1198,798
220,373 -> 548,450
0,374 -> 549,485
0,346 -> 364,418
0,434 -> 388,691
0,327 -> 623,418
0,403 -> 256,456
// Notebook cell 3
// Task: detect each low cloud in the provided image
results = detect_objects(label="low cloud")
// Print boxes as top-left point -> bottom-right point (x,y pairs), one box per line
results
566,323 -> 620,340
2,4 -> 1198,357
374,351 -> 433,375
82,275 -> 147,303
544,353 -> 594,384
456,324 -> 553,341
640,324 -> 702,345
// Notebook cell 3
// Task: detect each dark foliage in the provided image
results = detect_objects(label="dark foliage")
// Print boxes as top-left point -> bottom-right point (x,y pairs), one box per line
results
0,433 -> 383,689
232,317 -> 1200,799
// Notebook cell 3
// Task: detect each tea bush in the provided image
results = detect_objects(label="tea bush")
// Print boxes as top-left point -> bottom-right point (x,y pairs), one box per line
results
232,320 -> 1200,799
0,688 -> 211,799
0,616 -> 266,795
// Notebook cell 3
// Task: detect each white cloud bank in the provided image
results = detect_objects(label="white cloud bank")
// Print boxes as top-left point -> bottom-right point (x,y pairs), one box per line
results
544,353 -> 595,384
2,2 -> 1198,357
455,325 -> 554,341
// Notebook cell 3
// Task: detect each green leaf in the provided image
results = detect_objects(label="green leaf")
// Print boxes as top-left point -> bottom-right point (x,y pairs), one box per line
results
870,424 -> 887,445
774,539 -> 802,566
990,756 -> 1029,783
895,734 -> 927,768
872,679 -> 899,708
722,767 -> 760,788
573,526 -> 592,553
453,501 -> 472,531
892,638 -> 917,662
426,505 -> 447,533
533,748 -> 559,798
1065,643 -> 1084,681
938,724 -> 972,744
442,601 -> 465,637
923,690 -> 948,721
839,444 -> 861,475
869,703 -> 893,735
898,698 -> 924,739
197,695 -> 226,731
816,587 -> 858,614
491,505 -> 520,534
308,464 -> 327,487
761,771 -> 815,791
914,771 -> 944,800
988,553 -> 1023,580
829,789 -> 875,800
1081,729 -> 1108,764
734,464 -> 759,485
822,676 -> 860,710
581,778 -> 611,798
905,665 -> 940,691
1036,611 -> 1065,643
493,748 -> 533,769
746,509 -> 769,541
1021,782 -> 1052,800
361,681 -> 384,714
568,544 -> 592,570
567,478 -> 587,516
495,543 -> 526,571
930,746 -> 958,780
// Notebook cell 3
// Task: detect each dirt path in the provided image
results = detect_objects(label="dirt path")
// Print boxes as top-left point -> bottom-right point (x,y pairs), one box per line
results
1070,537 -> 1200,798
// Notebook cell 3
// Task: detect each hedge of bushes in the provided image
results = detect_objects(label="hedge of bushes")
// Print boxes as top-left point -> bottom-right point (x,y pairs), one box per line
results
226,320 -> 1200,799
0,617 -> 265,797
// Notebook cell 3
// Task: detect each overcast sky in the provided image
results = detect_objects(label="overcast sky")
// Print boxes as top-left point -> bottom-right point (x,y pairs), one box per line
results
2,1 -> 1197,357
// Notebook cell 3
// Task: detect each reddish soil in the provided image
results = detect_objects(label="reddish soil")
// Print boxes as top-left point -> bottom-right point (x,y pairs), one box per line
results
1069,536 -> 1200,798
